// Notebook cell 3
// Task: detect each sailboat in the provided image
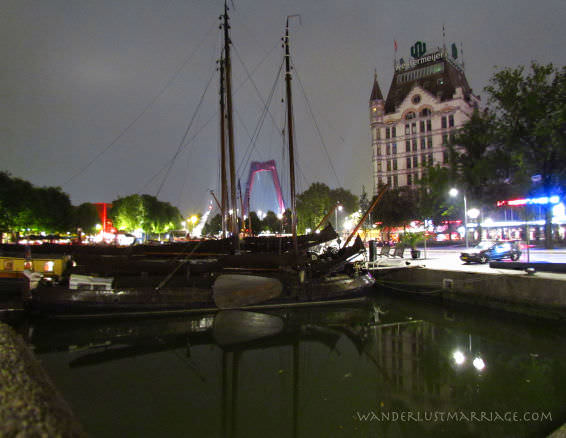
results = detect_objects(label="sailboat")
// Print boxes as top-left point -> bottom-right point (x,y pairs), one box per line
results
23,4 -> 381,317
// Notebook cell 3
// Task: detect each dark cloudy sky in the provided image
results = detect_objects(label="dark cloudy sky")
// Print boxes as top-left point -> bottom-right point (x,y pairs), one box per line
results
2,0 -> 565,217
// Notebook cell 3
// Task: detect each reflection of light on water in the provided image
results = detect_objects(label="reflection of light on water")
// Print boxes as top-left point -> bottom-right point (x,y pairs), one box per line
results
453,350 -> 466,365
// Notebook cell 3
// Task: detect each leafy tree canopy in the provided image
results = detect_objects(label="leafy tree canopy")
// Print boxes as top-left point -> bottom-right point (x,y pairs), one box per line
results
296,182 -> 358,233
0,172 -> 73,234
109,194 -> 182,234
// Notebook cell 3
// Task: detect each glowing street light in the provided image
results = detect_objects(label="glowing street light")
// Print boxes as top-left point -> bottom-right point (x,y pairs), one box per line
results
277,213 -> 283,234
450,188 -> 468,248
452,350 -> 466,366
472,357 -> 486,371
335,203 -> 343,233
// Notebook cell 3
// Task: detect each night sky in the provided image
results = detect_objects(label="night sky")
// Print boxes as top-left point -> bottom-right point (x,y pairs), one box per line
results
2,0 -> 565,217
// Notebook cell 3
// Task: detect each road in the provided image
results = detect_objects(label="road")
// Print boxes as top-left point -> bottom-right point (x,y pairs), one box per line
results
414,246 -> 566,274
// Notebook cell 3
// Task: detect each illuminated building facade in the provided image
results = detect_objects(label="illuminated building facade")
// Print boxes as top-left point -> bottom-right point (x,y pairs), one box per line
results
370,41 -> 480,195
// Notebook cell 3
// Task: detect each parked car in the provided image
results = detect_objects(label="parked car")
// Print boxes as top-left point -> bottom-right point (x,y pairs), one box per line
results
460,241 -> 521,264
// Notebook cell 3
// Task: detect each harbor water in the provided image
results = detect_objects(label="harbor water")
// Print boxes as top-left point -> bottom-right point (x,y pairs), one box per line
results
4,290 -> 566,437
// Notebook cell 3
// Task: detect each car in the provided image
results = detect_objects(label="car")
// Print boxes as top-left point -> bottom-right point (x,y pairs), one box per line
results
460,241 -> 522,264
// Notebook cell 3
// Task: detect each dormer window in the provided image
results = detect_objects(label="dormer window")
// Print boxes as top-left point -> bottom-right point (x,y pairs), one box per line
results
412,95 -> 421,104
420,108 -> 431,117
406,111 -> 416,120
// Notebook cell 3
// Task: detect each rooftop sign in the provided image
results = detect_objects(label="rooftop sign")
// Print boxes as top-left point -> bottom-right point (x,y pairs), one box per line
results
395,51 -> 444,72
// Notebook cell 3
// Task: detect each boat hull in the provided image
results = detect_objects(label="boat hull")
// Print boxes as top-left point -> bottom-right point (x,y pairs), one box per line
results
25,270 -> 374,317
213,274 -> 283,309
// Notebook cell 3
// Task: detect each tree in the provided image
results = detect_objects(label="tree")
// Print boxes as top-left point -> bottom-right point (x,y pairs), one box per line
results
261,210 -> 280,233
202,213 -> 222,236
329,187 -> 358,214
416,165 -> 454,226
372,186 -> 417,240
296,182 -> 331,233
34,186 -> 73,233
73,203 -> 100,235
449,110 -> 521,208
485,62 -> 566,247
109,194 -> 182,237
109,194 -> 145,232
140,194 -> 182,235
0,172 -> 73,237
248,211 -> 261,236
359,185 -> 370,230
296,182 -> 358,234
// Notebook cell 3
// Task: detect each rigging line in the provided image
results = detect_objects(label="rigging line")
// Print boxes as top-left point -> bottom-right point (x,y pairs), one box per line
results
156,67 -> 216,198
236,58 -> 284,177
142,42 -> 281,193
293,64 -> 342,188
60,19 -> 220,188
141,103 -> 218,193
232,43 -> 282,142
175,29 -> 224,207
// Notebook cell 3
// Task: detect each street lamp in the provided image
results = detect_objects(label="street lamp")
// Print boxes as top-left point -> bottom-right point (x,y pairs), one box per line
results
335,203 -> 343,234
277,213 -> 283,235
450,188 -> 468,248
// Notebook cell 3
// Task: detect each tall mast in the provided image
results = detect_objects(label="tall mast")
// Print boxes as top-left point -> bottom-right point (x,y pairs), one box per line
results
219,57 -> 228,238
222,1 -> 239,249
284,16 -> 299,256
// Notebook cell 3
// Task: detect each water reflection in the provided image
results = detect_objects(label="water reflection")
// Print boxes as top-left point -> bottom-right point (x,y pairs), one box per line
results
25,296 -> 566,437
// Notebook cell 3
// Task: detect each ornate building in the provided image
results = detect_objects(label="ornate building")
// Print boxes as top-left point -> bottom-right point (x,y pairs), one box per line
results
370,41 -> 480,195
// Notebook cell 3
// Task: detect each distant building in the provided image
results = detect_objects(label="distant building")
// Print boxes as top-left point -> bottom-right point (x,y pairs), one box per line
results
370,41 -> 480,195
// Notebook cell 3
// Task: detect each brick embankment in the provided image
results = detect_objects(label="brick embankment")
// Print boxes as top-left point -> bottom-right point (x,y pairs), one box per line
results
0,323 -> 86,437
377,268 -> 566,320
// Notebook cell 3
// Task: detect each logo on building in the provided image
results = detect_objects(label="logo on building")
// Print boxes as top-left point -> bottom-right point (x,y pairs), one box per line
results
410,41 -> 427,59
